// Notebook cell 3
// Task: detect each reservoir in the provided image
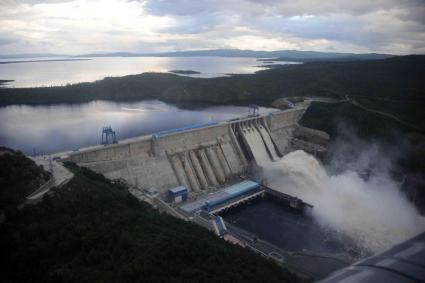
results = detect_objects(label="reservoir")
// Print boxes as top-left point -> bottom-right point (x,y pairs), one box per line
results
0,100 -> 276,154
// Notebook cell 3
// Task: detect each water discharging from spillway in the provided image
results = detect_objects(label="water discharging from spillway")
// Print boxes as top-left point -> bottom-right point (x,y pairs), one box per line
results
262,150 -> 425,254
239,122 -> 279,166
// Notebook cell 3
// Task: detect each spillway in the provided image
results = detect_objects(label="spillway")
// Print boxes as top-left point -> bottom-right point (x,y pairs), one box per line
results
256,122 -> 279,161
239,123 -> 271,166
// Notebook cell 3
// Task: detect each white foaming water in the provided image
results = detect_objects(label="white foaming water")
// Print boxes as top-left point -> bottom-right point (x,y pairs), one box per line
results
263,150 -> 425,253
240,125 -> 271,166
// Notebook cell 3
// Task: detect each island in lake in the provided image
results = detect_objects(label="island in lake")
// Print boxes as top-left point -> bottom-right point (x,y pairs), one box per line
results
169,69 -> 201,74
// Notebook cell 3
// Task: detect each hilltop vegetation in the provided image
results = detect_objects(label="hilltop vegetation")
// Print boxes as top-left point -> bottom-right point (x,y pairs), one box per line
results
0,153 -> 301,283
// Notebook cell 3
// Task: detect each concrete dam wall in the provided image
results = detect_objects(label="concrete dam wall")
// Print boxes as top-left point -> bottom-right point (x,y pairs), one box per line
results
65,104 -> 329,194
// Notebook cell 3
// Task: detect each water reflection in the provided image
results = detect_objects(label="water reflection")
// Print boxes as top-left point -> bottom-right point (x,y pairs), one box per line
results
0,100 -> 276,154
0,57 -> 296,88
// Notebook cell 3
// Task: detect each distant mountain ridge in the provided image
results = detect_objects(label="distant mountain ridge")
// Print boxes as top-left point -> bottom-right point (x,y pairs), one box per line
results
76,49 -> 393,61
0,53 -> 67,59
0,49 -> 394,61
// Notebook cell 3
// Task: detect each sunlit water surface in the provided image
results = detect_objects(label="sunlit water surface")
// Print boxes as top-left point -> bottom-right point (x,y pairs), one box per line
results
0,56 -> 296,87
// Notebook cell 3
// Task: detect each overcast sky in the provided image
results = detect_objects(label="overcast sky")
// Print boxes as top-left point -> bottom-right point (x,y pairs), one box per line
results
1,0 -> 424,55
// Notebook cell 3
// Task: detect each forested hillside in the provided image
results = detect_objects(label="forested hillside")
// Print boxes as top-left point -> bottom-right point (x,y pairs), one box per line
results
0,147 -> 51,212
0,155 -> 301,283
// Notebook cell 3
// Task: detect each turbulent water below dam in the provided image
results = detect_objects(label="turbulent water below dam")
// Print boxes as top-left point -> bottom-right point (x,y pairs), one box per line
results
225,149 -> 425,258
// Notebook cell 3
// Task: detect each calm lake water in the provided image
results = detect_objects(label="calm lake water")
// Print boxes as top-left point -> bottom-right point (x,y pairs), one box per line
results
0,100 -> 276,154
0,56 -> 295,88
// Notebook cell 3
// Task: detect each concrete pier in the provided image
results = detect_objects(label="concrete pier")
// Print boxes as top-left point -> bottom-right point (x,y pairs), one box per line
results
189,150 -> 209,190
206,146 -> 226,184
198,148 -> 219,188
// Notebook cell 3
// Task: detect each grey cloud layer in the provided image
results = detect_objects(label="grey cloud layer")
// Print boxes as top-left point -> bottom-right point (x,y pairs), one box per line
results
0,0 -> 424,54
144,0 -> 425,53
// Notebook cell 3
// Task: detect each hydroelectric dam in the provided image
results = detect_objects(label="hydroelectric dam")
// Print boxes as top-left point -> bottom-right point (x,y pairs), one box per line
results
42,100 -> 425,281
55,101 -> 354,279
61,101 -> 329,195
